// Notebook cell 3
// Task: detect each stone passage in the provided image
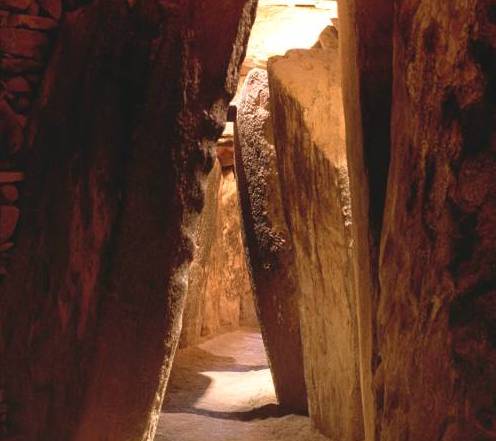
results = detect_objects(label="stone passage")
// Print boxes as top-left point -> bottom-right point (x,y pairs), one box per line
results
156,329 -> 330,441
180,148 -> 257,349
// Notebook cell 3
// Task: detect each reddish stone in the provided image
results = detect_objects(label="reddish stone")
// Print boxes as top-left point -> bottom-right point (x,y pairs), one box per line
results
215,146 -> 234,167
0,241 -> 14,252
4,76 -> 31,93
0,205 -> 19,242
0,55 -> 43,73
0,28 -> 49,61
0,0 -> 31,13
0,185 -> 18,202
0,171 -> 24,183
27,0 -> 39,14
38,0 -> 61,19
0,99 -> 25,154
4,13 -> 58,31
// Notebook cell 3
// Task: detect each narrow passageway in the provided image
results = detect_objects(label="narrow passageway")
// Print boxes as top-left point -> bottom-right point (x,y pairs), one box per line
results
155,329 -> 330,441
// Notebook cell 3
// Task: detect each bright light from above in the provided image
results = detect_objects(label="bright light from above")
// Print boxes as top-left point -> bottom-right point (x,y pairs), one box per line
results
244,1 -> 338,70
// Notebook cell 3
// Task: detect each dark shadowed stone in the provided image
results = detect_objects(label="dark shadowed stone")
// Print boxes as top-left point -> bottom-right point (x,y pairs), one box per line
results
38,0 -> 61,19
0,99 -> 25,155
0,0 -> 31,13
0,205 -> 19,242
0,28 -> 49,60
1,13 -> 58,31
0,55 -> 43,74
0,185 -> 18,203
0,1 -> 257,440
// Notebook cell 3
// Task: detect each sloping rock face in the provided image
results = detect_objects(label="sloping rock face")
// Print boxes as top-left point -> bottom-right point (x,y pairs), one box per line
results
234,68 -> 307,412
268,49 -> 363,441
180,159 -> 256,348
377,2 -> 496,440
0,0 -> 257,440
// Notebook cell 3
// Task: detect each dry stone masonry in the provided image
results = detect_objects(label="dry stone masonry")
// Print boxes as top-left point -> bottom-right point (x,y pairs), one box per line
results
0,0 -> 62,280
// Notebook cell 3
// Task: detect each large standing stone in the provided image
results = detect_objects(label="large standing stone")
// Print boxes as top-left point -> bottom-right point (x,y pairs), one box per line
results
378,2 -> 496,440
337,0 -> 393,439
268,48 -> 363,441
0,1 -> 257,440
234,67 -> 307,413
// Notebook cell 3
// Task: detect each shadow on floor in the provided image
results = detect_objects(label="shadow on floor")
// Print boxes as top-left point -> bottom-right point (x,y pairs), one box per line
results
165,403 -> 300,421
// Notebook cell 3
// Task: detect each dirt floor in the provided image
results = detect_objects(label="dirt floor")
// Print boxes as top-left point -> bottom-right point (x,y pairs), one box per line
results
155,329 -> 331,441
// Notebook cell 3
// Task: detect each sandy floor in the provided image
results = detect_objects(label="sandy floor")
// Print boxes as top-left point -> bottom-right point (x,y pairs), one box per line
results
155,329 -> 330,441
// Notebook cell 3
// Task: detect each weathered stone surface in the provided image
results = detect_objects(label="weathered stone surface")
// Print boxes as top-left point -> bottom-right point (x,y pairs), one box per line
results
201,167 -> 255,336
180,159 -> 256,348
268,49 -> 363,440
215,145 -> 234,168
317,25 -> 338,50
377,2 -> 496,440
0,205 -> 19,242
0,28 -> 49,60
0,1 -> 257,440
337,0 -> 393,439
234,68 -> 307,413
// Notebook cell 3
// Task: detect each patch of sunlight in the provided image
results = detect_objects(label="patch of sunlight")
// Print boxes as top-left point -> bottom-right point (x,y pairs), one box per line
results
193,369 -> 276,413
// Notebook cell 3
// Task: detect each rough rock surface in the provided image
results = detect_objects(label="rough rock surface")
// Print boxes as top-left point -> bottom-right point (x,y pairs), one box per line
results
337,0 -> 393,438
268,48 -> 363,441
0,0 -> 257,440
180,160 -> 256,348
377,2 -> 496,440
234,68 -> 307,413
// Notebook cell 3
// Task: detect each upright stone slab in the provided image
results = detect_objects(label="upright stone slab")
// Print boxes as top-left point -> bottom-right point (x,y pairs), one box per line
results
268,49 -> 363,441
378,2 -> 496,440
234,68 -> 307,413
337,0 -> 393,438
0,1 -> 257,440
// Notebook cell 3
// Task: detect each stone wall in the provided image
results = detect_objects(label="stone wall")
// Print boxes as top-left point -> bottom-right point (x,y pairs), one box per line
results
338,1 -> 496,441
0,0 -> 257,440
180,157 -> 256,349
